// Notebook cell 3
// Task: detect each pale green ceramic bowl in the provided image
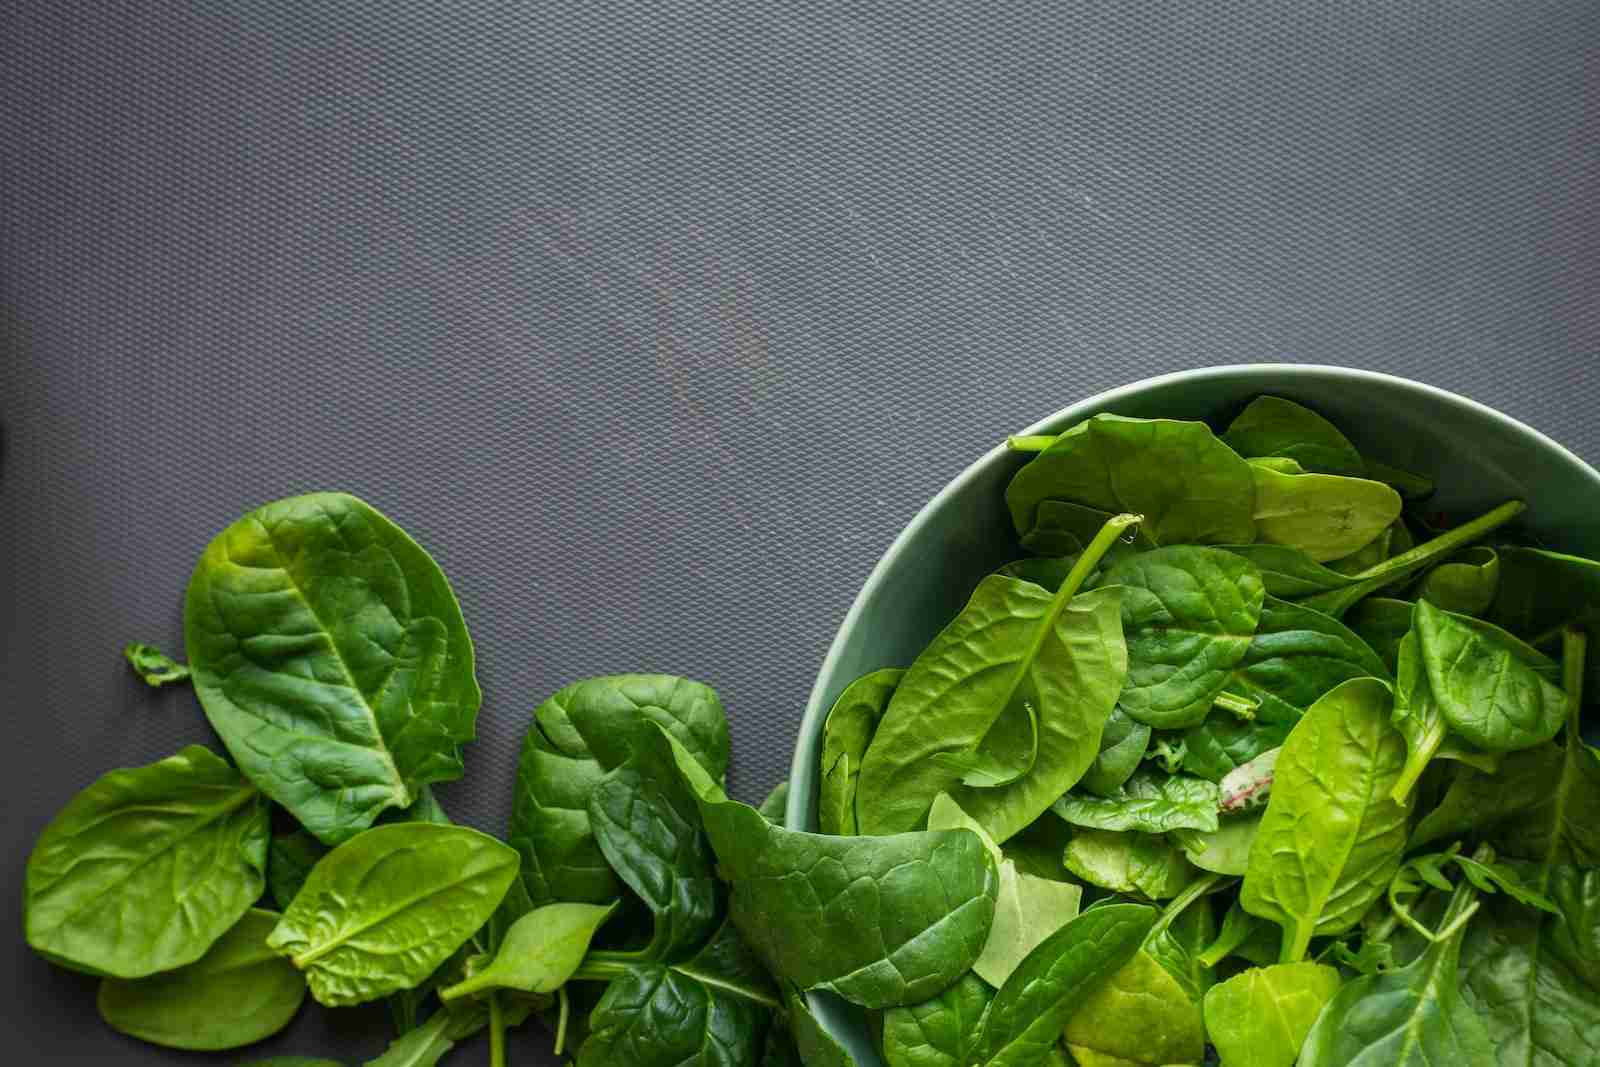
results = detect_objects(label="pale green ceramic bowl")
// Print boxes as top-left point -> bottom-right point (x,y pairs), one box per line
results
784,363 -> 1600,1062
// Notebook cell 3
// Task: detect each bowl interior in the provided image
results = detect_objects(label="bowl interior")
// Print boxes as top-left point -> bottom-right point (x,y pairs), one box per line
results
785,363 -> 1600,1063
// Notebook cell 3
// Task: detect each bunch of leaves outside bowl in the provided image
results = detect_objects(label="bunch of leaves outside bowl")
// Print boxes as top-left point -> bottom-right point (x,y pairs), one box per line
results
813,396 -> 1600,1067
24,492 -> 840,1065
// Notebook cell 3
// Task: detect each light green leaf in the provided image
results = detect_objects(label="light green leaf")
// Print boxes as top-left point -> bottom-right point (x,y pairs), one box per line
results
1248,464 -> 1402,563
1203,962 -> 1342,1067
1062,950 -> 1205,1067
440,902 -> 615,1001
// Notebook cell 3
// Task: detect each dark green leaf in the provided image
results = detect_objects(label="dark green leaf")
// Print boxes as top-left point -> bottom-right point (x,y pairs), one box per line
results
1242,678 -> 1412,961
969,904 -> 1157,1067
818,668 -> 902,836
784,990 -> 857,1067
266,823 -> 520,1006
1005,414 -> 1257,546
1099,546 -> 1266,730
1417,546 -> 1499,616
509,674 -> 729,905
1221,395 -> 1366,476
1052,770 -> 1219,834
268,830 -> 328,912
857,529 -> 1129,839
999,814 -> 1074,882
1215,543 -> 1357,598
881,973 -> 990,1067
1346,596 -> 1414,673
96,909 -> 305,1050
122,642 -> 190,687
24,745 -> 269,978
1077,707 -> 1151,796
184,492 -> 480,844
1299,877 -> 1493,1066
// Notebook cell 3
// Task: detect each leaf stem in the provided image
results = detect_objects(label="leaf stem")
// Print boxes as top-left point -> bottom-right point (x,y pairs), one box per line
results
554,986 -> 571,1056
1007,434 -> 1059,452
572,956 -> 633,982
1212,691 -> 1258,720
1391,720 -> 1443,806
1351,500 -> 1524,583
489,993 -> 507,1067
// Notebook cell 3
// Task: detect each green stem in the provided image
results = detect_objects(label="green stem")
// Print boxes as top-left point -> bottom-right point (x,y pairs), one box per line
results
1391,720 -> 1443,805
572,957 -> 632,982
1007,434 -> 1059,452
554,986 -> 571,1056
1212,691 -> 1258,720
1144,873 -> 1227,948
489,994 -> 507,1067
1281,919 -> 1315,964
1352,500 -> 1525,582
1564,626 -> 1587,735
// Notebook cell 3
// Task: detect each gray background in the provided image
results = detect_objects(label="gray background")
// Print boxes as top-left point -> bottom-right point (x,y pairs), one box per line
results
3,1 -> 1595,1063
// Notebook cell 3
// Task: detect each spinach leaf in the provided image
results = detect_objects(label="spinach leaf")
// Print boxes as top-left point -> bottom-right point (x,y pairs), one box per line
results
184,493 -> 480,845
1326,520 -> 1398,576
858,515 -> 1133,839
1346,596 -> 1414,672
96,909 -> 305,1051
1005,415 -> 1257,546
122,642 -> 190,686
24,744 -> 269,978
1078,706 -> 1151,796
1489,545 -> 1600,706
1298,500 -> 1525,617
1176,813 -> 1261,876
1183,595 -> 1388,781
268,830 -> 328,912
1460,866 -> 1600,1067
439,903 -> 615,1001
1221,395 -> 1367,477
1143,875 -> 1222,1002
758,781 -> 790,824
588,743 -> 721,960
266,822 -> 519,1006
881,973 -> 991,1067
818,669 -> 901,836
1052,770 -> 1220,834
663,727 -> 998,1009
1198,898 -> 1280,969
1019,499 -> 1138,555
969,904 -> 1157,1067
1000,813 -> 1075,882
1063,828 -> 1198,900
1097,545 -> 1265,730
1412,598 -> 1566,752
1061,949 -> 1206,1067
783,989 -> 858,1067
1417,545 -> 1500,616
509,673 -> 728,904
1202,962 -> 1342,1067
1217,746 -> 1279,814
1248,462 -> 1403,563
1215,543 -> 1358,598
1299,875 -> 1494,1066
576,919 -> 776,1067
1241,678 -> 1412,961
1390,622 -> 1515,803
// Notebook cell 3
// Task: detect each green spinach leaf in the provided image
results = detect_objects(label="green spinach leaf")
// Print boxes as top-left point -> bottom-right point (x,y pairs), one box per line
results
1005,415 -> 1257,546
1215,543 -> 1357,598
1182,594 -> 1388,782
881,973 -> 991,1067
1417,545 -> 1500,616
1061,949 -> 1206,1067
96,909 -> 305,1051
1241,678 -> 1412,961
758,781 -> 790,824
184,492 -> 481,844
440,902 -> 616,1001
1097,546 -> 1265,730
1052,770 -> 1220,834
268,830 -> 329,912
818,668 -> 902,836
1248,462 -> 1402,563
783,989 -> 858,1067
122,642 -> 190,686
858,516 -> 1133,839
1078,706 -> 1151,796
1299,875 -> 1494,1066
1221,395 -> 1367,477
969,904 -> 1157,1067
266,822 -> 519,1006
1202,961 -> 1342,1067
509,673 -> 729,904
667,729 -> 997,1009
1346,596 -> 1415,672
1176,813 -> 1261,876
1063,828 -> 1198,900
24,744 -> 268,978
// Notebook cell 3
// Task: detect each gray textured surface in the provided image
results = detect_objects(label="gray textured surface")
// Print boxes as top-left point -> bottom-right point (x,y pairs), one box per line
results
2,1 -> 1596,1063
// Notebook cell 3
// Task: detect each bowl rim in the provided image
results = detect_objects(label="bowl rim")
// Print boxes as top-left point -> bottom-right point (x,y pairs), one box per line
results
788,361 -> 1600,823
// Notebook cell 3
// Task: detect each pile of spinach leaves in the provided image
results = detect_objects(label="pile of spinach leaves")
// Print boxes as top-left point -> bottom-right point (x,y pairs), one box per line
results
818,396 -> 1600,1066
